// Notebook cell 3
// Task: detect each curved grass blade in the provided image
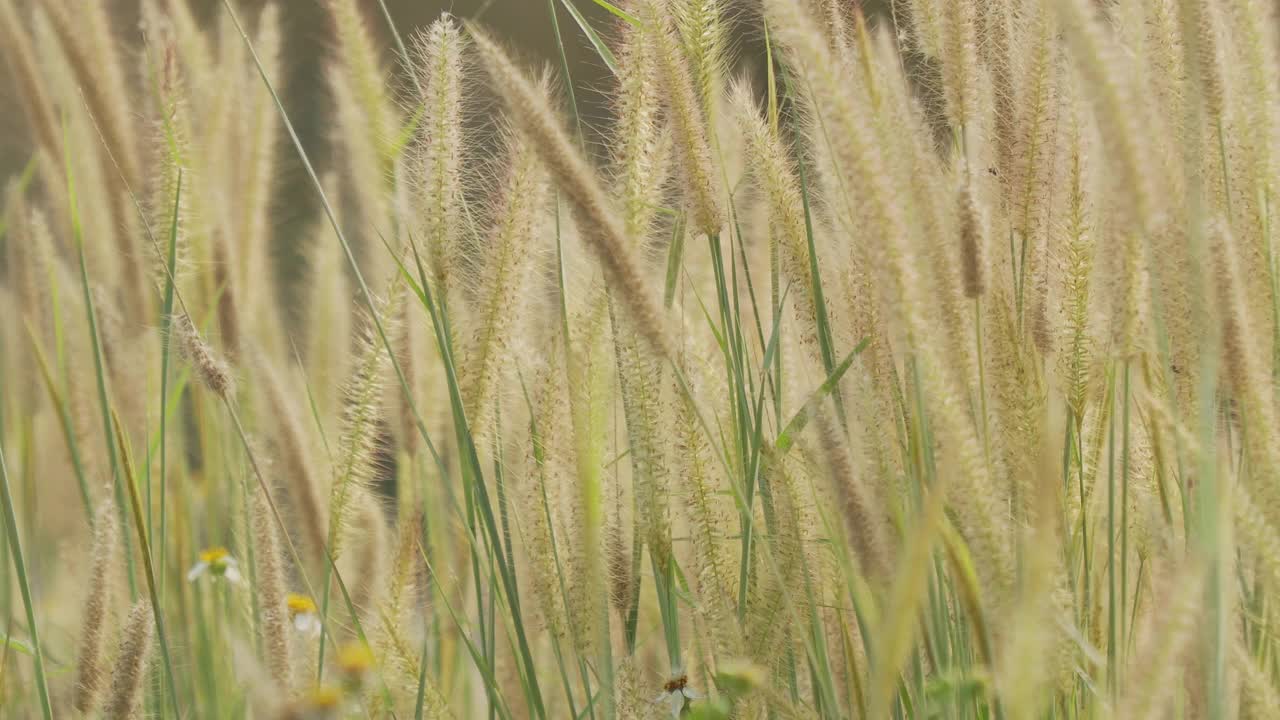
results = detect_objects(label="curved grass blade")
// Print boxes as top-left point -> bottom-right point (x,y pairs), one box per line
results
0,442 -> 52,719
775,337 -> 869,453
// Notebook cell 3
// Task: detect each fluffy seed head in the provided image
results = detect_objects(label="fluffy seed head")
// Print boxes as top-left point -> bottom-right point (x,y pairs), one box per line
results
175,313 -> 235,398
468,24 -> 673,360
252,484 -> 292,688
957,181 -> 986,298
641,0 -> 725,237
104,601 -> 156,720
73,504 -> 119,715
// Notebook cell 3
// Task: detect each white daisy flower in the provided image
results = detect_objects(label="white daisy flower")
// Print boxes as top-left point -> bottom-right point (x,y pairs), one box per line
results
653,672 -> 702,717
187,547 -> 242,584
287,593 -> 322,636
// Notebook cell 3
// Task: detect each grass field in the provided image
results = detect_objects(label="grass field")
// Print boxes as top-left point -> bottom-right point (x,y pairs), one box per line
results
1,0 -> 1279,717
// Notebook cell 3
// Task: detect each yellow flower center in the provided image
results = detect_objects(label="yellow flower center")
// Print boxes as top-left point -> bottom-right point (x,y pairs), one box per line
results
336,642 -> 374,675
305,685 -> 342,709
287,593 -> 318,616
199,546 -> 231,569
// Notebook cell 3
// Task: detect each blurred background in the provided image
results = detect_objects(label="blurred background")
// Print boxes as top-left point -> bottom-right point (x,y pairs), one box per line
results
0,0 -> 892,271
0,0 -> 620,234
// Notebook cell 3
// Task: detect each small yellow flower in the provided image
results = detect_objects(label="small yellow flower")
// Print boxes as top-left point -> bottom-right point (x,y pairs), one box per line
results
336,641 -> 374,691
288,589 -> 322,632
282,685 -> 343,720
187,546 -> 242,584
287,593 -> 322,636
306,685 -> 342,709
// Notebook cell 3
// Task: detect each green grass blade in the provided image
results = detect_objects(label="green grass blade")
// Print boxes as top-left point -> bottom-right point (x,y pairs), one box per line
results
0,441 -> 52,720
587,0 -> 638,23
24,324 -> 91,521
113,412 -> 182,718
775,337 -> 870,453
556,0 -> 620,76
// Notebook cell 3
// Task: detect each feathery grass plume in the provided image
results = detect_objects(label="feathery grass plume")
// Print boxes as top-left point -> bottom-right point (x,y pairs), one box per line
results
1114,562 -> 1206,719
303,175 -> 354,421
979,0 -> 1015,174
673,352 -> 735,652
1220,0 -> 1280,357
732,80 -> 823,360
607,12 -> 677,609
1029,260 -> 1054,356
767,0 -> 1012,602
611,301 -> 672,575
161,0 -> 213,83
325,0 -> 400,285
1176,0 -> 1224,127
144,27 -> 196,292
603,471 -> 633,622
327,0 -> 396,161
104,601 -> 156,720
1236,639 -> 1280,718
252,481 -> 292,688
327,64 -> 392,285
1212,219 -> 1280,526
603,19 -> 677,576
1054,0 -> 1159,354
213,236 -> 246,356
938,0 -> 978,132
903,0 -> 945,60
345,495 -> 389,622
957,178 -> 986,299
610,15 -> 668,244
746,448 -> 812,671
1222,0 -> 1279,204
461,126 -> 547,438
44,0 -> 138,188
1057,117 -> 1097,422
3,185 -> 53,348
522,354 -> 571,641
377,512 -> 425,681
0,0 -> 60,166
175,313 -> 236,399
469,25 -> 673,359
564,293 -> 613,656
613,657 -> 659,720
1230,479 -> 1280,597
255,354 -> 328,567
764,0 -> 925,348
233,4 -> 283,347
640,0 -> 724,238
869,24 -> 978,384
72,504 -> 119,715
410,16 -> 467,306
671,0 -> 727,115
814,409 -> 892,585
41,0 -> 149,322
1002,0 -> 1060,232
986,287 -> 1048,517
329,280 -> 400,559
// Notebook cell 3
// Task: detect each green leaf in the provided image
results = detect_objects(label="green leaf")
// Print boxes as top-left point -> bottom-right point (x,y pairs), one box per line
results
775,337 -> 870,452
557,0 -> 620,76
587,0 -> 639,24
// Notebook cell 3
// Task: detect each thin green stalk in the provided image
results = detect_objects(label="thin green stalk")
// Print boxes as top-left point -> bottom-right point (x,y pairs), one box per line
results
1106,363 -> 1117,697
113,412 -> 181,719
1120,360 -> 1131,671
0,440 -> 51,720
